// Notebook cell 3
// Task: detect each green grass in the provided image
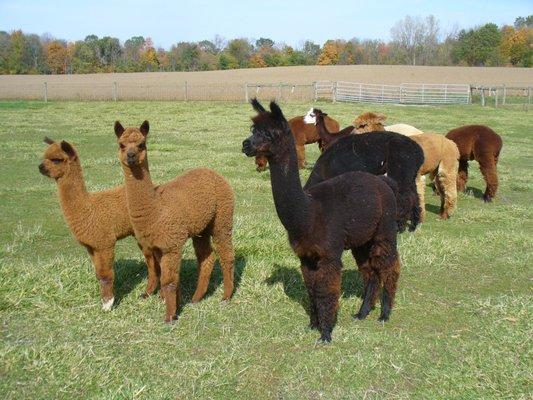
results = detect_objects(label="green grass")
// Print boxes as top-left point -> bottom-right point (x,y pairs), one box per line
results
0,100 -> 531,399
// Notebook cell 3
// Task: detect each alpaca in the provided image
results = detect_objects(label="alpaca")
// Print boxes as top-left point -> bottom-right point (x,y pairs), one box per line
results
446,125 -> 502,202
254,108 -> 340,171
242,100 -> 401,343
353,112 -> 423,136
114,121 -> 235,322
305,117 -> 424,233
353,113 -> 460,220
38,138 -> 160,310
311,109 -> 354,151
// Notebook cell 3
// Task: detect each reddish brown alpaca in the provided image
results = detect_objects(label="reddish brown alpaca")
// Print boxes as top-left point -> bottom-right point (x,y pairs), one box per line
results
38,138 -> 160,310
446,125 -> 502,202
115,121 -> 235,322
255,110 -> 340,171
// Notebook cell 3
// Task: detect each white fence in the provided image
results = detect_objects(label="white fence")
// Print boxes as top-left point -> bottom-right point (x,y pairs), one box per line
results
328,82 -> 471,105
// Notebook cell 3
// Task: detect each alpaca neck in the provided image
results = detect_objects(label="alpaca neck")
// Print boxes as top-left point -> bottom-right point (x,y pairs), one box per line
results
316,117 -> 334,142
122,160 -> 159,230
267,141 -> 311,239
56,162 -> 91,227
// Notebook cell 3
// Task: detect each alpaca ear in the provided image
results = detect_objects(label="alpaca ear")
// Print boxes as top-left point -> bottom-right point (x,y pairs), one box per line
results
60,141 -> 77,159
114,121 -> 125,138
43,136 -> 54,145
251,98 -> 266,113
140,120 -> 149,137
269,101 -> 286,121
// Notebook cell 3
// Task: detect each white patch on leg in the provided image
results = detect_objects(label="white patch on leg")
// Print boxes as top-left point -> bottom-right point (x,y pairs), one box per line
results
102,297 -> 114,311
303,107 -> 316,124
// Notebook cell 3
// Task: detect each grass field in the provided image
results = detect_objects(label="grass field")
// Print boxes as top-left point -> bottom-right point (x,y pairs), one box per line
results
0,100 -> 531,399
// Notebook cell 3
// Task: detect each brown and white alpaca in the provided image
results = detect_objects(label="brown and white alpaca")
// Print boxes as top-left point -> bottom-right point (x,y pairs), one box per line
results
354,112 -> 459,220
254,108 -> 340,171
38,138 -> 160,310
114,121 -> 235,322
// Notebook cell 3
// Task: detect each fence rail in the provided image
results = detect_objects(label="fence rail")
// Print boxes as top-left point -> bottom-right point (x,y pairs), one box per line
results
0,80 -> 530,109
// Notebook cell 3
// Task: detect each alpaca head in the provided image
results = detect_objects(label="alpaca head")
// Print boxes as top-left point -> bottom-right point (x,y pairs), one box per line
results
303,108 -> 327,125
38,137 -> 79,180
242,99 -> 293,160
114,120 -> 149,167
353,112 -> 387,133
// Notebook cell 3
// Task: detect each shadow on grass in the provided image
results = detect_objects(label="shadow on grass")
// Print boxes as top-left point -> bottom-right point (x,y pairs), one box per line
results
465,186 -> 485,200
425,203 -> 441,215
265,264 -> 364,317
113,255 -> 247,309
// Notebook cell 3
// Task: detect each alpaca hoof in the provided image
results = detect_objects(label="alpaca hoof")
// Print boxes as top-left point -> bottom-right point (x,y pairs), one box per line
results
191,295 -> 202,304
101,297 -> 114,311
315,334 -> 332,344
438,213 -> 450,220
483,195 -> 493,203
377,314 -> 390,323
139,293 -> 149,299
353,312 -> 368,321
164,316 -> 178,324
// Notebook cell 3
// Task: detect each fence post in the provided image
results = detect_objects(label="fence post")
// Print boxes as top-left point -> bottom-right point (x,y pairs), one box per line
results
481,87 -> 485,107
113,82 -> 117,101
184,81 -> 188,101
313,82 -> 317,102
444,84 -> 448,103
527,87 -> 531,112
359,83 -> 362,102
381,85 -> 384,103
502,84 -> 506,106
332,82 -> 337,103
244,83 -> 248,103
494,88 -> 499,108
43,82 -> 48,102
278,83 -> 282,102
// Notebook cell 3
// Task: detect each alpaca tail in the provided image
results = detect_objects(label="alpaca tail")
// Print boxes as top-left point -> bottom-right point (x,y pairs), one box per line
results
379,175 -> 399,197
409,191 -> 422,232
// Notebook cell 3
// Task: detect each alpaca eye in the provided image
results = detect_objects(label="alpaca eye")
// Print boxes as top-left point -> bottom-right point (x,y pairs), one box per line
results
138,142 -> 146,150
51,158 -> 62,164
119,144 -> 125,150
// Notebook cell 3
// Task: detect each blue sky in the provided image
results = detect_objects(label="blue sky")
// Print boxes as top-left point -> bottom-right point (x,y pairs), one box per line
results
0,0 -> 530,48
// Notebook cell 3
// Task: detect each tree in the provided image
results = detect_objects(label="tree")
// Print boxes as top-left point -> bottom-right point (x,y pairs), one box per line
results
139,38 -> 158,71
317,40 -> 342,65
226,38 -> 253,68
453,23 -> 502,66
255,37 -> 274,49
500,25 -> 532,66
45,40 -> 68,74
514,15 -> 533,29
301,40 -> 320,64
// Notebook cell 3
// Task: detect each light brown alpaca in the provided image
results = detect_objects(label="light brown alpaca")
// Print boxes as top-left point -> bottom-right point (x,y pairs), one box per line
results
354,112 -> 459,220
255,109 -> 340,171
114,121 -> 235,322
38,138 -> 160,310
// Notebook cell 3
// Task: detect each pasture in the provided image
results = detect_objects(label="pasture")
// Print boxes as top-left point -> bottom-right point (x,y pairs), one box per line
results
0,100 -> 531,399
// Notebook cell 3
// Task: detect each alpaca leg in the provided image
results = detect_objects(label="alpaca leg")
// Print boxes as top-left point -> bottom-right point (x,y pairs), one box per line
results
478,156 -> 499,202
300,258 -> 318,330
352,245 -> 378,319
378,256 -> 401,322
314,259 -> 342,342
428,169 -> 440,196
415,174 -> 426,222
296,144 -> 306,169
90,247 -> 115,311
436,161 -> 458,219
212,214 -> 235,300
141,248 -> 160,299
159,249 -> 183,323
457,159 -> 469,192
191,236 -> 216,303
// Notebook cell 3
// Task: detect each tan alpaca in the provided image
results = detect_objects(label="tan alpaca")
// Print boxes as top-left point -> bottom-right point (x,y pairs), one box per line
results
353,112 -> 459,220
114,121 -> 235,323
38,138 -> 161,310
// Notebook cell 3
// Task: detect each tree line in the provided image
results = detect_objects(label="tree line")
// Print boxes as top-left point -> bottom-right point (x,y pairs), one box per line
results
1,15 -> 531,75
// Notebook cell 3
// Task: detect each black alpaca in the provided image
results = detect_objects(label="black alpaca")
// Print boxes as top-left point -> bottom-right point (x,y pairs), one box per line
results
242,99 -> 401,343
305,117 -> 424,232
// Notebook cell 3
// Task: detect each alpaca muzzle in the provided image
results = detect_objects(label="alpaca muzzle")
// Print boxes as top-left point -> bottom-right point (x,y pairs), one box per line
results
38,163 -> 49,176
126,151 -> 137,166
242,139 -> 255,157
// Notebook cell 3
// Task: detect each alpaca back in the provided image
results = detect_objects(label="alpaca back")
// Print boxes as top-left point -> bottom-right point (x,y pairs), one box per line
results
446,125 -> 502,159
385,124 -> 423,136
409,133 -> 458,175
289,115 -> 340,144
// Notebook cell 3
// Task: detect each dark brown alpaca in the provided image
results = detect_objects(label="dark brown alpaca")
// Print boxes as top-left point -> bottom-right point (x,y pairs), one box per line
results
242,100 -> 401,343
114,121 -> 235,323
446,125 -> 503,202
38,138 -> 160,310
254,109 -> 340,171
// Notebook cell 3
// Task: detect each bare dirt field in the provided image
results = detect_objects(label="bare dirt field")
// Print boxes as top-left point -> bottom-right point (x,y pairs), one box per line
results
1,65 -> 532,101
